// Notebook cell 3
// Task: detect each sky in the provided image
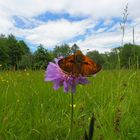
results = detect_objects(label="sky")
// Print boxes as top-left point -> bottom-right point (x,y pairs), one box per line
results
0,0 -> 140,53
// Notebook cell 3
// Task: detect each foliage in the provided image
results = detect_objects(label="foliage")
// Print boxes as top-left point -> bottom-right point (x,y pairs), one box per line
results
86,44 -> 140,69
120,43 -> 140,69
0,34 -> 31,70
71,43 -> 80,53
0,33 -> 140,70
18,54 -> 33,70
86,50 -> 105,66
33,44 -> 52,70
7,34 -> 24,70
53,44 -> 71,57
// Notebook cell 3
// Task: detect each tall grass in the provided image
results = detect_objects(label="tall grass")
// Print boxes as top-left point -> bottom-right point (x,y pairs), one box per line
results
0,70 -> 139,140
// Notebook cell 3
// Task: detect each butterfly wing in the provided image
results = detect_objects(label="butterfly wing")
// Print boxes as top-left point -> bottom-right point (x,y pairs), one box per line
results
58,51 -> 101,76
58,55 -> 75,74
81,56 -> 101,76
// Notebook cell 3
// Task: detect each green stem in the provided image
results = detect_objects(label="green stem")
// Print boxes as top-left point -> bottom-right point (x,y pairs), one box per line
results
70,92 -> 74,140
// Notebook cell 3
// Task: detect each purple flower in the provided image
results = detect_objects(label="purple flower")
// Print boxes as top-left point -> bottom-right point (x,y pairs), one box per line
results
45,57 -> 90,93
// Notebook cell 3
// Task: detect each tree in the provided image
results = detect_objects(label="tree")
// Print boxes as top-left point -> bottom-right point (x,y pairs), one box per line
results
71,44 -> 80,53
17,40 -> 32,69
7,34 -> 24,70
0,34 -> 9,68
106,48 -> 120,69
18,54 -> 33,70
1,33 -> 140,70
120,43 -> 140,69
0,34 -> 31,70
53,44 -> 71,57
33,44 -> 52,69
86,50 -> 105,66
18,40 -> 30,55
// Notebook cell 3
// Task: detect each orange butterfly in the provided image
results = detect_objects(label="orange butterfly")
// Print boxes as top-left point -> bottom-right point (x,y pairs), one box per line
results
58,50 -> 101,76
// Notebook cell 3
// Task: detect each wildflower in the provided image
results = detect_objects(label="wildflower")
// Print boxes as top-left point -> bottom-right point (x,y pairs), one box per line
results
88,117 -> 91,121
41,104 -> 43,109
17,99 -> 20,103
2,79 -> 5,82
26,73 -> 30,76
70,104 -> 76,108
45,57 -> 89,93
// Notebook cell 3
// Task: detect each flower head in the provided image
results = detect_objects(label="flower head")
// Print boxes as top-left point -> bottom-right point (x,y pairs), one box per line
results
45,57 -> 89,93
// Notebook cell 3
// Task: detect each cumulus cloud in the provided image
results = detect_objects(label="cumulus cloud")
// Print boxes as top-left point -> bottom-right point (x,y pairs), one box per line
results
0,0 -> 140,52
1,0 -> 139,18
12,18 -> 95,46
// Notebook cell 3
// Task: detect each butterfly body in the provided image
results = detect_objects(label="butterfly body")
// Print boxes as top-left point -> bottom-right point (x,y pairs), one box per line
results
58,50 -> 101,76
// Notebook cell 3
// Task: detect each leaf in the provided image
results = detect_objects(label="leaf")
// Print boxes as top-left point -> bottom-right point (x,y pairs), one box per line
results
88,115 -> 95,140
84,130 -> 89,140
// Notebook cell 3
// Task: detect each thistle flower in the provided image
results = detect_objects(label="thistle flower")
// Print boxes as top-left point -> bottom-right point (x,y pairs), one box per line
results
45,57 -> 89,93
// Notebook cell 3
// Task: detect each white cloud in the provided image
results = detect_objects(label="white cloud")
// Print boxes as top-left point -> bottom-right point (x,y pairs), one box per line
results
12,18 -> 95,47
1,0 -> 139,18
76,23 -> 140,53
76,32 -> 121,52
0,0 -> 140,52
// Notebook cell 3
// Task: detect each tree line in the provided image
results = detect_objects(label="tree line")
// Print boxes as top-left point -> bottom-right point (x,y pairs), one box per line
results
0,34 -> 140,70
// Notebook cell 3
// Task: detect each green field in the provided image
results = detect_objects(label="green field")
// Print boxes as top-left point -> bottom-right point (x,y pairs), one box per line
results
0,70 -> 139,140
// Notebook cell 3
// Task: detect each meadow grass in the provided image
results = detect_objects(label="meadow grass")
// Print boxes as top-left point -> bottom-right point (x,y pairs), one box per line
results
0,70 -> 139,140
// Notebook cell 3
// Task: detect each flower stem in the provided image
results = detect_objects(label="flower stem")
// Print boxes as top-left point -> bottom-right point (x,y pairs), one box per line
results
70,92 -> 74,140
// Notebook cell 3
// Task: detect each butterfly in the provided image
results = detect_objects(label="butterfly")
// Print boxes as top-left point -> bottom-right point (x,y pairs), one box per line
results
58,50 -> 101,76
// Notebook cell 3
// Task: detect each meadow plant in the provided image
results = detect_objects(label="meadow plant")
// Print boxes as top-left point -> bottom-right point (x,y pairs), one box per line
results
45,57 -> 94,139
45,57 -> 90,93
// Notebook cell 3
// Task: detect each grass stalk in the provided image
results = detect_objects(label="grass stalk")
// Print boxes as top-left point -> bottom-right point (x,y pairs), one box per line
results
70,92 -> 74,140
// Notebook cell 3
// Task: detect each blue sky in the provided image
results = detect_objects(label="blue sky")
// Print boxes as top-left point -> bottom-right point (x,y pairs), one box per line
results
0,0 -> 140,52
